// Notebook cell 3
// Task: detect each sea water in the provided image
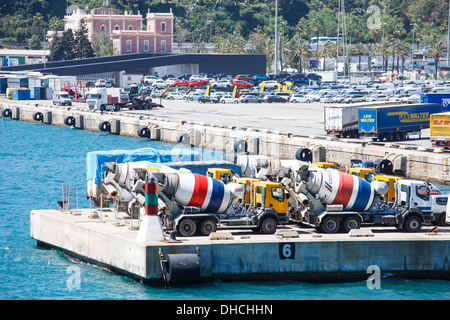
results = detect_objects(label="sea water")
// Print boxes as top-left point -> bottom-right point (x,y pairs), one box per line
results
0,118 -> 449,300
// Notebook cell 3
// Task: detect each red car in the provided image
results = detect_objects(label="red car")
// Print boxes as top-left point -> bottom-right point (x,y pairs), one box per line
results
189,79 -> 209,87
232,80 -> 253,88
234,74 -> 252,81
173,80 -> 190,87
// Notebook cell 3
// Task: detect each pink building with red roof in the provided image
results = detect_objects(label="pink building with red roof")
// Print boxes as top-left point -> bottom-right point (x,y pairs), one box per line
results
63,7 -> 173,55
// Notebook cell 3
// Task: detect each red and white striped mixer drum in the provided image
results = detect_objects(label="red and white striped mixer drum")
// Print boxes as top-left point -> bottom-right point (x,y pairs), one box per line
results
165,173 -> 243,214
311,169 -> 375,212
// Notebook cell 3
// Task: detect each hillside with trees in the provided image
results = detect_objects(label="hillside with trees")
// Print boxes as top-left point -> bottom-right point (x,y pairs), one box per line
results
0,0 -> 448,73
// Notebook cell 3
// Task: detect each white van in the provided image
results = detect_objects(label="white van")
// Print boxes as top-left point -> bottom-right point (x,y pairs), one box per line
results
53,91 -> 72,106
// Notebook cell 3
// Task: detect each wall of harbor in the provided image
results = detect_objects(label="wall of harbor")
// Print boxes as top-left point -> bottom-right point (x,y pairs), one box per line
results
30,209 -> 450,283
2,101 -> 450,183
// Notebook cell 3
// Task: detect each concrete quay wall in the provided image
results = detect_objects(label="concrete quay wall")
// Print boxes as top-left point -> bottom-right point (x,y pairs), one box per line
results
30,209 -> 450,283
2,101 -> 450,183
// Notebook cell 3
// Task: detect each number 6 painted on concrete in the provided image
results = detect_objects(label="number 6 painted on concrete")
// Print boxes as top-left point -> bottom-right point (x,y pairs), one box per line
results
279,243 -> 295,259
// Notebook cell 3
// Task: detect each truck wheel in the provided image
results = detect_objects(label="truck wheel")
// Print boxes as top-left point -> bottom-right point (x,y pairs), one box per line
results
199,218 -> 217,236
403,215 -> 422,232
178,219 -> 197,237
320,216 -> 340,233
342,216 -> 361,233
260,217 -> 277,234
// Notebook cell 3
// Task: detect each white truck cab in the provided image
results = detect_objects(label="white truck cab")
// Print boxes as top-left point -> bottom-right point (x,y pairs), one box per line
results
85,88 -> 118,111
53,91 -> 72,106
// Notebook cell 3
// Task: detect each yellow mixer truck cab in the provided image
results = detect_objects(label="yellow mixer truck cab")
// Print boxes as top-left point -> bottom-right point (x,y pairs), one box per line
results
207,168 -> 233,184
253,181 -> 288,214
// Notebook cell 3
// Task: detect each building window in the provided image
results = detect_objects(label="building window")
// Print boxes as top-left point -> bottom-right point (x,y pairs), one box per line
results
126,40 -> 132,52
161,22 -> 166,33
114,25 -> 120,31
128,25 -> 133,30
144,40 -> 149,52
161,40 -> 166,52
101,25 -> 107,33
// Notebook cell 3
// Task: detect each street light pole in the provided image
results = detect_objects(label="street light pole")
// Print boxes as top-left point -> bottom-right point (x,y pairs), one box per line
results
274,0 -> 278,75
410,23 -> 417,72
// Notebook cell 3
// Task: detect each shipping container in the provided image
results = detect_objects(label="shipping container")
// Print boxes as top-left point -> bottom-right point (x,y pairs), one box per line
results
7,76 -> 28,88
12,89 -> 30,100
324,105 -> 359,138
359,103 -> 441,141
429,112 -> 450,148
0,77 -> 7,93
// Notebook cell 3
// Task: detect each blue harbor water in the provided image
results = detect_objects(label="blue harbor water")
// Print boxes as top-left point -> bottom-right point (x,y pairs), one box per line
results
0,118 -> 449,300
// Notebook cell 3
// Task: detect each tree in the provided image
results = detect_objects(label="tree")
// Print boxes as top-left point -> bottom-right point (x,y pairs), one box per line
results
74,19 -> 94,59
351,42 -> 366,71
287,35 -> 311,73
428,41 -> 447,79
92,32 -> 114,57
48,32 -> 65,61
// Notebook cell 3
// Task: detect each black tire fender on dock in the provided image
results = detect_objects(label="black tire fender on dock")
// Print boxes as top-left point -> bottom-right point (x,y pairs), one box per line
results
64,116 -> 75,126
295,148 -> 312,162
32,112 -> 43,122
1,108 -> 12,118
164,253 -> 200,283
137,126 -> 150,138
176,132 -> 190,144
99,120 -> 111,132
234,139 -> 247,153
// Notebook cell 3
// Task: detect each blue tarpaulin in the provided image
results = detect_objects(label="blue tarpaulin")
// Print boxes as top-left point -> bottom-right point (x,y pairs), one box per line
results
86,147 -> 201,185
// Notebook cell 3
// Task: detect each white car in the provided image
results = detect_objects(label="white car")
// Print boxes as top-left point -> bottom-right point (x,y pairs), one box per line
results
289,94 -> 305,103
152,79 -> 168,89
143,75 -> 158,85
366,94 -> 389,102
212,80 -> 232,89
401,94 -> 421,104
166,91 -> 185,100
165,78 -> 177,87
259,81 -> 280,90
343,94 -> 365,103
219,95 -> 239,103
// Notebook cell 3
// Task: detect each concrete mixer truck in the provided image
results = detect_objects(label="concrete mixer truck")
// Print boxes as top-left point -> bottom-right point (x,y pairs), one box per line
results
287,165 -> 435,233
99,161 -> 289,236
234,155 -> 435,233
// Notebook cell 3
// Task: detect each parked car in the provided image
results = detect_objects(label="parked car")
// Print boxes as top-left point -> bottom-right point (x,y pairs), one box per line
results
343,94 -> 365,103
264,94 -> 287,103
166,91 -> 185,100
165,78 -> 177,87
252,74 -> 271,82
220,94 -> 239,103
173,80 -> 190,87
186,92 -> 203,101
234,74 -> 252,81
143,75 -> 159,85
232,80 -> 253,88
239,94 -> 264,103
212,79 -> 232,89
95,79 -> 107,87
152,79 -> 168,89
289,93 -> 305,103
366,94 -> 389,102
189,79 -> 209,87
199,95 -> 218,103
259,81 -> 280,90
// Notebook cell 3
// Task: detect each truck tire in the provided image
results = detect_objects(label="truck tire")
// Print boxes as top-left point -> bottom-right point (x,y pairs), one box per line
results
403,215 -> 422,232
178,218 -> 197,237
199,218 -> 217,236
341,216 -> 361,233
320,216 -> 340,233
260,216 -> 277,234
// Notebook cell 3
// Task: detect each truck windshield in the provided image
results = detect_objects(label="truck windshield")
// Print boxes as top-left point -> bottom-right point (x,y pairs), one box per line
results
271,187 -> 285,202
86,93 -> 99,99
60,93 -> 69,98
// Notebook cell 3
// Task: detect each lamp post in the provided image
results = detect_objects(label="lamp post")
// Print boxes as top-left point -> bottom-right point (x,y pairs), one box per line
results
43,28 -> 46,70
274,0 -> 278,75
410,23 -> 417,72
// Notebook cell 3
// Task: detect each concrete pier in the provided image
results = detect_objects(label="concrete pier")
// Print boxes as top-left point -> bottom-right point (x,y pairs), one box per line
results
30,208 -> 450,284
2,98 -> 450,183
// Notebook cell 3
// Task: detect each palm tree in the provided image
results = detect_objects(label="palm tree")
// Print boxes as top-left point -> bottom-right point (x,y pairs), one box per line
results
352,42 -> 366,71
393,39 -> 409,74
287,35 -> 311,73
428,41 -> 448,80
